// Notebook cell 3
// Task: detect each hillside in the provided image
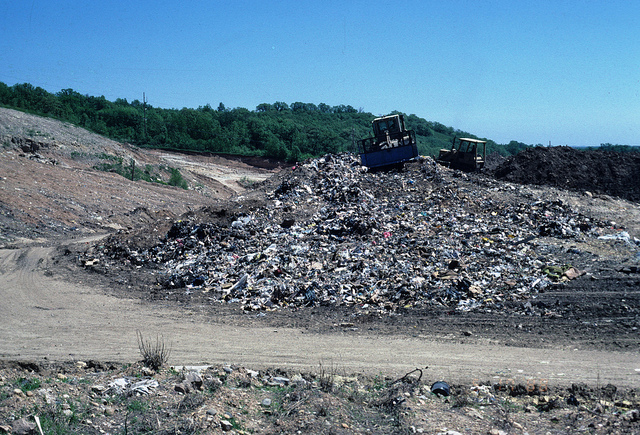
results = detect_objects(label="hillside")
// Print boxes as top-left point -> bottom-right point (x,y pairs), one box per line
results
0,107 -> 279,245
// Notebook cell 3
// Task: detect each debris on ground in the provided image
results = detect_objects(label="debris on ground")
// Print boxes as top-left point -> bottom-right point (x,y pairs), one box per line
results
1,360 -> 638,435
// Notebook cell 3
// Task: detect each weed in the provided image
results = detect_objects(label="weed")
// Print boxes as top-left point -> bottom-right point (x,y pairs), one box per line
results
25,128 -> 47,137
370,373 -> 390,391
177,394 -> 205,413
346,383 -> 366,403
168,167 -> 188,189
93,154 -> 165,185
238,176 -> 256,187
98,152 -> 120,161
136,330 -> 171,371
227,416 -> 244,431
373,368 -> 426,430
33,401 -> 91,435
127,399 -> 148,412
38,409 -> 74,435
236,377 -> 252,388
69,151 -> 86,159
501,397 -> 524,413
452,393 -> 472,408
93,159 -> 123,174
123,411 -> 158,434
257,384 -> 291,393
16,377 -> 41,392
318,361 -> 337,393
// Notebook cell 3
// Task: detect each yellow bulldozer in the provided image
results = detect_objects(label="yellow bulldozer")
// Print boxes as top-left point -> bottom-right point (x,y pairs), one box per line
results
437,137 -> 487,171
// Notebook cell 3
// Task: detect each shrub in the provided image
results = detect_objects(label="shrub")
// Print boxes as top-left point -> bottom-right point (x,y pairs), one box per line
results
168,168 -> 188,189
136,330 -> 171,371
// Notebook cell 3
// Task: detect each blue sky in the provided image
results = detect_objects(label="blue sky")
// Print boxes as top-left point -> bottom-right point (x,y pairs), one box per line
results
1,0 -> 638,146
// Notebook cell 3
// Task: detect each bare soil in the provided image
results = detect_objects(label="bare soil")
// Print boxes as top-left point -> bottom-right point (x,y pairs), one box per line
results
491,146 -> 640,203
1,107 -> 639,434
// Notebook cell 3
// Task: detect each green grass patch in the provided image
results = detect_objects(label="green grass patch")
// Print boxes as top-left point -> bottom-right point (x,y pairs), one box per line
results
16,377 -> 41,392
127,399 -> 148,412
168,168 -> 188,189
92,154 -> 188,189
238,176 -> 257,188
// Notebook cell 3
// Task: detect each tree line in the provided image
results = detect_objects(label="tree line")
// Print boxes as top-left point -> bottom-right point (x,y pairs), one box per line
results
594,143 -> 640,153
1,81 -> 532,161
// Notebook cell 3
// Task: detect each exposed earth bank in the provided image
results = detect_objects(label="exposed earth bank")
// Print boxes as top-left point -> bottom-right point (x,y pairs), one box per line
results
491,146 -> 640,203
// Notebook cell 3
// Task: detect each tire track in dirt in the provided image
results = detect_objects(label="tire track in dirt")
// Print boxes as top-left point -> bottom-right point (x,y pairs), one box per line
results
1,246 -> 638,387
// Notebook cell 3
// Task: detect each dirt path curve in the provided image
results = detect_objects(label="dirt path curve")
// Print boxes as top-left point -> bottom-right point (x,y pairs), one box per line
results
1,245 -> 639,388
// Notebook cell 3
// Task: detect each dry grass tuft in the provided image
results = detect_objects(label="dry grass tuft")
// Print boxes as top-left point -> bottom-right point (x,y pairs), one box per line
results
136,330 -> 171,371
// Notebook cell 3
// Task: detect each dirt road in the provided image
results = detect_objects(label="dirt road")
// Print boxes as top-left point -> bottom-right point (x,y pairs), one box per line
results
2,243 -> 638,388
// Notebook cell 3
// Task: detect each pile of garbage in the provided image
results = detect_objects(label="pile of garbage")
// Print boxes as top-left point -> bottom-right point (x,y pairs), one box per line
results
93,154 -> 624,314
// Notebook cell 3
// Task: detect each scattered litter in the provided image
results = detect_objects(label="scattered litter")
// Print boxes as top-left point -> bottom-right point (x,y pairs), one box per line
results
598,231 -> 633,244
431,381 -> 451,397
105,377 -> 159,396
90,153 -> 614,316
541,265 -> 585,282
171,365 -> 212,373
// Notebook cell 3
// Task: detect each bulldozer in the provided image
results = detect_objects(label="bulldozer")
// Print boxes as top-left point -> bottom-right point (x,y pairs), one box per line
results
358,114 -> 418,168
437,137 -> 487,171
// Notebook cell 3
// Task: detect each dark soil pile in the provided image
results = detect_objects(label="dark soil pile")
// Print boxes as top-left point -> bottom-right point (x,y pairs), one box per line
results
491,146 -> 640,203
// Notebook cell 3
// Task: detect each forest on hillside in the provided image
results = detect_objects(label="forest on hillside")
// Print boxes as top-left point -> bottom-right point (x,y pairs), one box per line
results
1,81 -> 537,161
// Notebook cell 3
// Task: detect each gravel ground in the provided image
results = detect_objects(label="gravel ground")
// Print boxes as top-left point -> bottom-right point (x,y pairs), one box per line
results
1,360 -> 638,434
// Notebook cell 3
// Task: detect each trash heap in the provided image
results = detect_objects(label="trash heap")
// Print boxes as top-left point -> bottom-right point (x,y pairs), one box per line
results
95,153 -> 617,314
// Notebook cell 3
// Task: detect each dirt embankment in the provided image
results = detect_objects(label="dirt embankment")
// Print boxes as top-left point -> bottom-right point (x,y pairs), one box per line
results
0,107 -> 279,245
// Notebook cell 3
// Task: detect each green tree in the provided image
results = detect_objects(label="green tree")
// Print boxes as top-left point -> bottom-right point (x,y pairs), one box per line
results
273,101 -> 290,111
505,140 -> 528,155
0,80 -> 527,159
256,103 -> 274,112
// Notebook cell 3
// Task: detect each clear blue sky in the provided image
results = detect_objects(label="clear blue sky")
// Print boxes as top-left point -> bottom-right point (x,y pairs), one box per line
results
1,0 -> 638,146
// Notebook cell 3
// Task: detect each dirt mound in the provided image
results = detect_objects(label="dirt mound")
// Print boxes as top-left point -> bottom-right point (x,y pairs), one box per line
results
492,146 -> 640,203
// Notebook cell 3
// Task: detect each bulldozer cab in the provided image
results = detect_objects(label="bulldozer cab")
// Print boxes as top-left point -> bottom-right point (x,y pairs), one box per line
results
437,137 -> 486,171
372,116 -> 402,137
